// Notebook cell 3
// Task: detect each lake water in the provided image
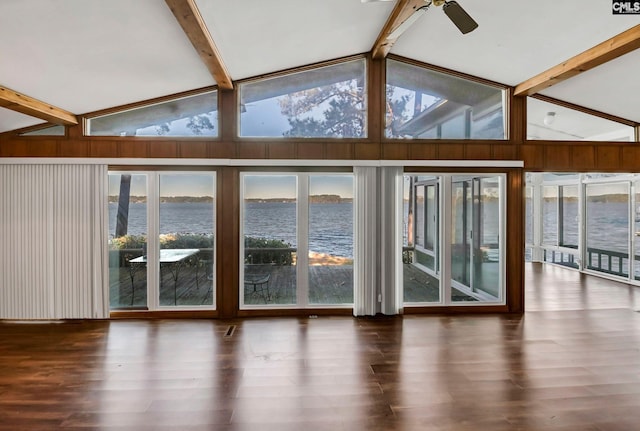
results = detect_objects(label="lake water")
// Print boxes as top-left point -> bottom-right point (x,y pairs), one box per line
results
538,201 -> 632,252
109,202 -> 354,258
109,201 -> 636,262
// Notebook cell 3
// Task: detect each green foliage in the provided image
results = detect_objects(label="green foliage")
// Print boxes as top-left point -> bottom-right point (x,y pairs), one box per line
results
244,237 -> 290,249
110,233 -> 214,250
402,250 -> 413,264
160,233 -> 214,249
244,237 -> 293,265
109,234 -> 147,250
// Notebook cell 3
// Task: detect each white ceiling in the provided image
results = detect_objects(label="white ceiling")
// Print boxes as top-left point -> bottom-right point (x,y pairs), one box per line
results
0,0 -> 638,134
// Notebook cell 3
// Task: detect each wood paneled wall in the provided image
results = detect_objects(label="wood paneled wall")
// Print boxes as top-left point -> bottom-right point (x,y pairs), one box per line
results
0,136 -> 527,161
4,135 -> 639,173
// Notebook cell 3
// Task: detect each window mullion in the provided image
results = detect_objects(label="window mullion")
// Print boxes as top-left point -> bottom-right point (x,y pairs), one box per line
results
297,174 -> 309,307
147,173 -> 160,310
441,175 -> 452,305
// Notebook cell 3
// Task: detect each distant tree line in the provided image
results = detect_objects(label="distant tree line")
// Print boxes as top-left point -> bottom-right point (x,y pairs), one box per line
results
109,195 -> 214,203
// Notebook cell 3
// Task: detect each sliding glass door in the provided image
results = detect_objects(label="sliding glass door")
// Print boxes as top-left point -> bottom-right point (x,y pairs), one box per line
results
241,173 -> 353,308
450,176 -> 502,301
403,176 -> 441,303
242,175 -> 297,305
108,171 -> 216,310
158,174 -> 215,307
109,174 -> 148,308
451,178 -> 472,291
308,175 -> 354,305
403,173 -> 505,306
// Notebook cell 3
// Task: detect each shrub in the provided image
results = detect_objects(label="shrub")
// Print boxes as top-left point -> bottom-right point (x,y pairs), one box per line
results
109,234 -> 146,250
110,233 -> 214,250
244,236 -> 293,265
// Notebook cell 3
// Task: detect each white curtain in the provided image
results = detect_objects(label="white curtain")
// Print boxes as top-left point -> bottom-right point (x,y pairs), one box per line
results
353,166 -> 404,316
380,166 -> 403,315
353,166 -> 379,316
0,164 -> 108,319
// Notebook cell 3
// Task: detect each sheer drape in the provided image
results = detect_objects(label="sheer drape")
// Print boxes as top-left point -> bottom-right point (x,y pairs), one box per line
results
353,166 -> 378,316
0,164 -> 108,319
353,166 -> 403,316
380,166 -> 403,315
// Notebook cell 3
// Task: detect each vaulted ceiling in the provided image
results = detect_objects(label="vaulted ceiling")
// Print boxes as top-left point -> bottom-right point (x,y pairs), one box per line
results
0,0 -> 638,134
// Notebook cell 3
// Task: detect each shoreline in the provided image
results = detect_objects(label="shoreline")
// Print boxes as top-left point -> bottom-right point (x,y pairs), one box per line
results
308,251 -> 353,266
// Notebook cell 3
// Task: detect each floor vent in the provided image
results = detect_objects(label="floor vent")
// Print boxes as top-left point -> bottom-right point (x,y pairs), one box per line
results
224,325 -> 236,338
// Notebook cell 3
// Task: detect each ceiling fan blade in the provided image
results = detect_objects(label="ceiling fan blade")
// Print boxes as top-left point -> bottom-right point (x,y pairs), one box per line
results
442,1 -> 478,34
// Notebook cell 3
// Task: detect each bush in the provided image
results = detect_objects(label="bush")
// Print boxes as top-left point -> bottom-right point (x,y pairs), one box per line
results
160,233 -> 213,249
109,234 -> 146,250
244,236 -> 294,265
109,233 -> 214,250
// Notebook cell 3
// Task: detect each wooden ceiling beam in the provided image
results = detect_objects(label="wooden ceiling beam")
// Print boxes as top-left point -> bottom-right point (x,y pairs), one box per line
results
165,0 -> 233,90
514,24 -> 640,96
0,85 -> 77,125
371,0 -> 428,60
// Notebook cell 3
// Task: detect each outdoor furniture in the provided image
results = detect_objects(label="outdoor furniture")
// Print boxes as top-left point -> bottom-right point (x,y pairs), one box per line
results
244,273 -> 271,303
129,248 -> 200,305
195,249 -> 214,288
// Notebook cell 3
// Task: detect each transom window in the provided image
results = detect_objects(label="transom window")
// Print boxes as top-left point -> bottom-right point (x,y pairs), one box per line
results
386,59 -> 506,140
88,91 -> 218,137
238,59 -> 367,139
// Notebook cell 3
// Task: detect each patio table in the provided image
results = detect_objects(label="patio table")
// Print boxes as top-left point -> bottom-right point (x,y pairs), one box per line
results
129,248 -> 200,305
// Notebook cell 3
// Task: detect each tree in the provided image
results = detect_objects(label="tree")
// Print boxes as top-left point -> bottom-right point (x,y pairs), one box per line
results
277,83 -> 424,138
385,87 -> 417,139
278,81 -> 365,138
153,113 -> 216,136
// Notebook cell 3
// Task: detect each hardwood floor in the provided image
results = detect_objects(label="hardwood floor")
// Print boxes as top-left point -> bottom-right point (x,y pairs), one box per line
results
3,262 -> 640,430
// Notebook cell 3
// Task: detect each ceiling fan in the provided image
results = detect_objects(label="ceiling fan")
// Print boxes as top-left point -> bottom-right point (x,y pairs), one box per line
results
363,0 -> 478,36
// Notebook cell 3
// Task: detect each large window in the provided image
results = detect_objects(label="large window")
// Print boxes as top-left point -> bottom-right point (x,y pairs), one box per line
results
540,178 -> 580,268
241,173 -> 354,308
386,59 -> 505,139
527,98 -> 634,141
528,173 -> 640,284
403,173 -> 505,305
585,182 -> 629,277
88,91 -> 218,137
108,172 -> 216,310
238,59 -> 366,138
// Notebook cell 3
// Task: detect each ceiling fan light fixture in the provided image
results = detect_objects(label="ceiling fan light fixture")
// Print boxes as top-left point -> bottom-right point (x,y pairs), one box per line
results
543,111 -> 556,126
442,1 -> 478,34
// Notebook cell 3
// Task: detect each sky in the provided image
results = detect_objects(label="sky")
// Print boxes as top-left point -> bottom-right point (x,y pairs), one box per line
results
240,97 -> 290,137
244,175 -> 354,199
109,173 -> 354,199
109,173 -> 214,197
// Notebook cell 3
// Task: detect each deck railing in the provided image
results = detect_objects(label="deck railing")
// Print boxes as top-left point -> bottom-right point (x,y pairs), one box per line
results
544,247 -> 639,278
585,247 -> 638,278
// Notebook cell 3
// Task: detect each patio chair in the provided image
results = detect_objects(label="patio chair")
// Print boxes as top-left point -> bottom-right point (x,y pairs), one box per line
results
244,273 -> 271,303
